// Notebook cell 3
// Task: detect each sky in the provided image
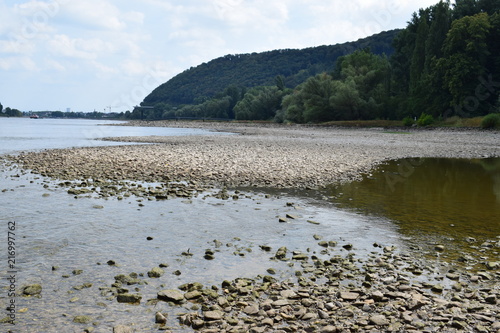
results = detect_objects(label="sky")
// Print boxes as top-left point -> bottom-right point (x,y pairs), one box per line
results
0,0 -> 440,113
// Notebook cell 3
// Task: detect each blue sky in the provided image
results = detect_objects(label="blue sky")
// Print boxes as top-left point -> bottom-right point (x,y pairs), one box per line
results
0,0 -> 439,112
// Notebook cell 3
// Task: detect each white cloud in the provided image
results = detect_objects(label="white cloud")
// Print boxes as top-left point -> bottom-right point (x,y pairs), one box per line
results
1,0 -> 442,112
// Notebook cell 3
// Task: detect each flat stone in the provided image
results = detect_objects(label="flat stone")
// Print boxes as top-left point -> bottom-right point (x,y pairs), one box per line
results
73,315 -> 92,324
243,303 -> 260,315
184,290 -> 202,300
339,291 -> 359,301
272,299 -> 289,307
204,310 -> 224,321
116,293 -> 142,304
370,314 -> 389,326
22,284 -> 42,296
158,289 -> 184,303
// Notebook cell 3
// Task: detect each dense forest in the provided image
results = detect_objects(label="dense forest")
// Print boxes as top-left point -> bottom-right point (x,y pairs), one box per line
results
131,0 -> 500,124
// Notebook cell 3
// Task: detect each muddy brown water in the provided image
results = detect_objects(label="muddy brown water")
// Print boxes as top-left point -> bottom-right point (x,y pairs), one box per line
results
327,157 -> 500,262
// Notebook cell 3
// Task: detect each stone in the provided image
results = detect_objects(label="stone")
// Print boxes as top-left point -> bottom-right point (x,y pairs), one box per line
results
204,310 -> 224,321
338,291 -> 359,301
158,289 -> 184,303
155,312 -> 167,324
147,267 -> 164,278
117,293 -> 142,304
243,303 -> 260,315
486,261 -> 499,270
370,314 -> 389,326
321,326 -> 338,333
435,245 -> 445,252
22,284 -> 42,296
184,290 -> 203,300
73,315 -> 92,324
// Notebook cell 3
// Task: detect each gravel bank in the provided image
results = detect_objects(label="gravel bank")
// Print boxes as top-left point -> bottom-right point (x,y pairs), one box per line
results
8,122 -> 500,190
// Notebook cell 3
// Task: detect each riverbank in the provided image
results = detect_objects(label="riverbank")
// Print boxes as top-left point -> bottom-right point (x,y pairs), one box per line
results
7,122 -> 500,192
2,122 -> 499,332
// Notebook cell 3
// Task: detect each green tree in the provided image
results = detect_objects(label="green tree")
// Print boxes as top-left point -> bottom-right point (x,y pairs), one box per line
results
301,74 -> 337,122
234,86 -> 283,120
437,13 -> 491,114
0,102 -> 3,113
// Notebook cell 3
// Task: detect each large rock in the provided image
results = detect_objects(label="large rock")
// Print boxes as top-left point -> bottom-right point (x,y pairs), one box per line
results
22,284 -> 42,296
116,293 -> 142,304
147,267 -> 165,278
158,289 -> 184,303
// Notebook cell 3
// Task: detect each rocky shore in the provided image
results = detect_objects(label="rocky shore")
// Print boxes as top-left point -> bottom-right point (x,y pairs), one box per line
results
6,122 -> 500,193
2,122 -> 499,332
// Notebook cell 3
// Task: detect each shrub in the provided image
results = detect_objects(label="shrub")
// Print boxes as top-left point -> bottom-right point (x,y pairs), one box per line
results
402,116 -> 414,127
417,113 -> 434,127
481,113 -> 500,129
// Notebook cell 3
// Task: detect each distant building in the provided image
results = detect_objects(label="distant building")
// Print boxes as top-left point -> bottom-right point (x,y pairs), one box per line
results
66,108 -> 71,113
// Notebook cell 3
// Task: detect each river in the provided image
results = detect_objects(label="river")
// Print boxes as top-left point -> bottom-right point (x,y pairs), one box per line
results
0,118 -> 498,332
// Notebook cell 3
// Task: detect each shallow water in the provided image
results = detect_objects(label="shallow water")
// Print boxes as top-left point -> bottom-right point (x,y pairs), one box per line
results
0,165 -> 405,332
327,157 -> 500,257
0,118 -> 228,155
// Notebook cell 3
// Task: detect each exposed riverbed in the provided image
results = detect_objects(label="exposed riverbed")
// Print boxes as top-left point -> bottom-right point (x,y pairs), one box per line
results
1,120 -> 499,332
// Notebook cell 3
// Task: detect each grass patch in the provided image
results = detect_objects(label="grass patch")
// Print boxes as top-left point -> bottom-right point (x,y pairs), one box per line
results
320,120 -> 403,127
383,131 -> 413,134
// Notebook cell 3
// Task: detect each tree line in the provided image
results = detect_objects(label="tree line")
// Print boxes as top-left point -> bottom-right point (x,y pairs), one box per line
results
130,0 -> 500,124
0,102 -> 23,117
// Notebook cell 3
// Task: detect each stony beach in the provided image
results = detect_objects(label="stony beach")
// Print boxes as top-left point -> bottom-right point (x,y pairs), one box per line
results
7,122 -> 500,191
3,122 -> 500,332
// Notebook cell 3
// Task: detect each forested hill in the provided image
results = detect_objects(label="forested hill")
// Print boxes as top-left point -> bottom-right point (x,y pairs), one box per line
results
143,29 -> 400,106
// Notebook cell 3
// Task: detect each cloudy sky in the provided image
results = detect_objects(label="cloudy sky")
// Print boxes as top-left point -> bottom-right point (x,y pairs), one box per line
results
0,0 -> 440,112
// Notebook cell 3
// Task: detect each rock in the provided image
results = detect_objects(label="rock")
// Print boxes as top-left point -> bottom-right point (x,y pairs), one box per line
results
73,315 -> 92,324
435,245 -> 445,252
431,284 -> 444,293
370,314 -> 389,326
486,261 -> 499,270
267,268 -> 276,275
338,291 -> 359,301
22,284 -> 42,296
321,326 -> 338,333
158,289 -> 184,303
272,299 -> 289,307
243,303 -> 260,315
114,274 -> 140,285
147,267 -> 164,278
155,312 -> 167,324
275,246 -> 287,260
117,293 -> 142,304
204,310 -> 224,321
113,325 -> 135,333
342,243 -> 353,250
184,290 -> 203,300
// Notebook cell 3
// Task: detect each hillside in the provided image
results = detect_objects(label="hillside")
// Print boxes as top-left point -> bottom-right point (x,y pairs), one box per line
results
142,29 -> 400,107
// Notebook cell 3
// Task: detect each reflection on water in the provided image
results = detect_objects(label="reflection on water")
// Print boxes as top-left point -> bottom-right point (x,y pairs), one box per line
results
327,158 -> 500,250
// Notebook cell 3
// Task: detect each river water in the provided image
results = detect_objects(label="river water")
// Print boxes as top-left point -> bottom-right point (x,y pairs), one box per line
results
0,118 -> 498,332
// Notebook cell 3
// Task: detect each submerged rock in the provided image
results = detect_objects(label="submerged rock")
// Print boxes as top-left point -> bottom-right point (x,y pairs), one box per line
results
22,284 -> 42,296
